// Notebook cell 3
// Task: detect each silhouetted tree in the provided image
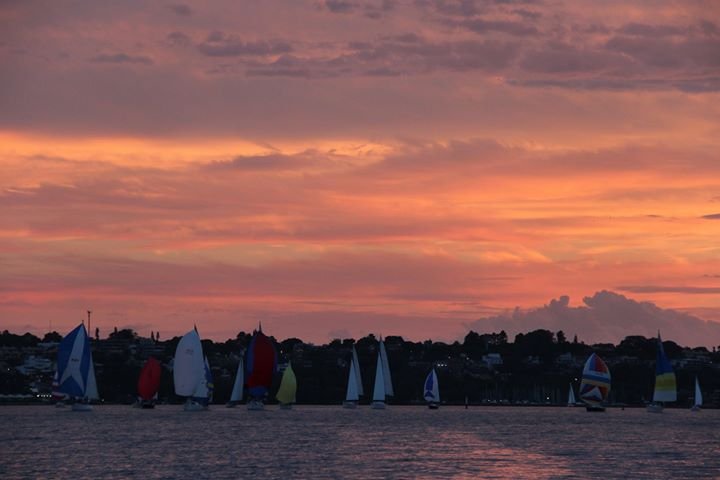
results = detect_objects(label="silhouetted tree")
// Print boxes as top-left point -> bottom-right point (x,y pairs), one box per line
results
109,328 -> 137,340
42,331 -> 62,343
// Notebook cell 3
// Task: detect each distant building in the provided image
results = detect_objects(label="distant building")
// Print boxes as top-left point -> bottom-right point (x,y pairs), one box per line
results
16,355 -> 53,375
482,353 -> 503,368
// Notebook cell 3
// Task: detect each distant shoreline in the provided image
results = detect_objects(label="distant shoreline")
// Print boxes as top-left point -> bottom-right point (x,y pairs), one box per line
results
0,401 -> 708,409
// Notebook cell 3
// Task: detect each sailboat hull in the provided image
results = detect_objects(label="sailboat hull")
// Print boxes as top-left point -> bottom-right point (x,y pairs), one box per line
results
342,401 -> 358,409
371,401 -> 386,410
72,403 -> 93,412
183,400 -> 208,411
585,405 -> 605,412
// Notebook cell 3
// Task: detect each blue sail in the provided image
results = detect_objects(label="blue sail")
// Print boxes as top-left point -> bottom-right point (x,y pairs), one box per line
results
424,369 -> 439,403
424,371 -> 434,398
56,324 -> 91,398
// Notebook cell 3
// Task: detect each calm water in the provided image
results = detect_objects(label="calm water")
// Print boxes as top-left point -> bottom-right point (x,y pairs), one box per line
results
1,405 -> 718,479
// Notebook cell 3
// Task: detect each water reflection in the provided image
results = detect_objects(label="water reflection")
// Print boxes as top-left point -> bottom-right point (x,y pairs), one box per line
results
2,406 -> 718,479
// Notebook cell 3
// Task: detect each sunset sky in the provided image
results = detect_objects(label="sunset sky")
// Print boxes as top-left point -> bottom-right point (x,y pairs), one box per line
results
2,1 -> 720,345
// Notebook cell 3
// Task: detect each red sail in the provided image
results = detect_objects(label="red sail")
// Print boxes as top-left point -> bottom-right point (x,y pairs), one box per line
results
138,357 -> 162,401
246,330 -> 277,397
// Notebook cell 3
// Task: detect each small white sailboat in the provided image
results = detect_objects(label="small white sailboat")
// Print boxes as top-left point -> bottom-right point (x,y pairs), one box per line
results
173,328 -> 209,411
276,363 -> 297,409
343,356 -> 360,409
691,377 -> 702,412
647,332 -> 676,413
379,339 -> 394,397
371,351 -> 386,409
567,383 -> 577,407
226,355 -> 244,408
424,368 -> 440,409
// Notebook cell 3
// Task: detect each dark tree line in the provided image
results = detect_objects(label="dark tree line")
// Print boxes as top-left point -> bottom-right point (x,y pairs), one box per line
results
1,328 -> 718,406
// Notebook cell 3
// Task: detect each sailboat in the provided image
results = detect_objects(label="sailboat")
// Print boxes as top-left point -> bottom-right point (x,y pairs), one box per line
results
647,332 -> 676,413
173,328 -> 209,411
56,323 -> 99,411
226,354 -> 244,408
136,356 -> 161,409
203,356 -> 214,404
379,339 -> 394,398
276,362 -> 297,409
352,345 -> 364,397
51,369 -> 67,407
578,353 -> 611,412
424,368 -> 440,409
343,345 -> 364,408
567,383 -> 577,407
246,326 -> 277,411
371,351 -> 386,409
691,377 -> 702,412
343,356 -> 360,409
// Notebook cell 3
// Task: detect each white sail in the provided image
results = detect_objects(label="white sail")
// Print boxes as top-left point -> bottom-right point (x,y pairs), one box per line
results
173,329 -> 205,397
694,377 -> 703,407
352,345 -> 363,396
372,352 -> 385,402
379,340 -> 394,396
192,356 -> 210,399
345,358 -> 359,402
423,369 -> 439,403
229,357 -> 244,403
567,383 -> 576,406
86,357 -> 99,400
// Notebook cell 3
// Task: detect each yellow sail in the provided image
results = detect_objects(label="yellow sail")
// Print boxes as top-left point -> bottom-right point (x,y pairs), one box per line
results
276,363 -> 297,405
